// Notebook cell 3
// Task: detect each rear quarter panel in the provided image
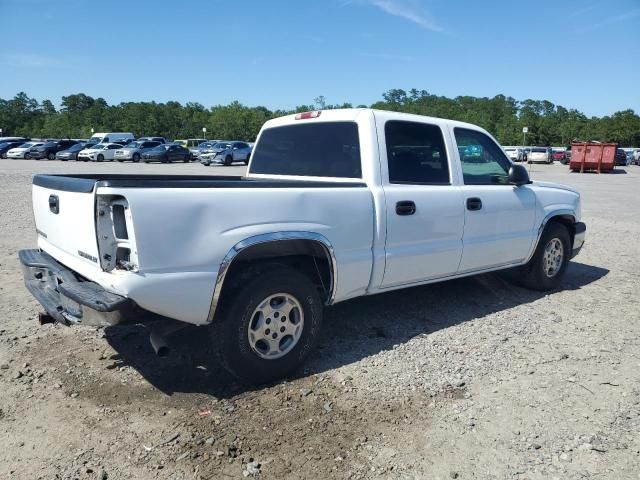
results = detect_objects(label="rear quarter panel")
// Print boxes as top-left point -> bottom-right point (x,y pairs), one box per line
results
96,185 -> 374,324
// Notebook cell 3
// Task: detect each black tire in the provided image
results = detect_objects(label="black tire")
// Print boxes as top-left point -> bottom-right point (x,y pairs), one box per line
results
215,265 -> 323,384
511,221 -> 571,291
183,154 -> 189,163
244,154 -> 250,165
224,155 -> 232,166
0,153 -> 6,159
133,153 -> 140,163
97,154 -> 104,162
47,152 -> 56,160
25,153 -> 31,159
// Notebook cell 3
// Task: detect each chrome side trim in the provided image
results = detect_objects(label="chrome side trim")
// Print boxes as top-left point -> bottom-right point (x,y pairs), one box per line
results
206,231 -> 338,323
524,209 -> 575,263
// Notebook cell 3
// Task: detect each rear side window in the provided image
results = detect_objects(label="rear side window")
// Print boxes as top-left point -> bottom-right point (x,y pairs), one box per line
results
385,121 -> 450,184
250,122 -> 361,178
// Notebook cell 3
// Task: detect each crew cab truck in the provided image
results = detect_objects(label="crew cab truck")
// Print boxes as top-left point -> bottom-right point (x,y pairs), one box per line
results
19,109 -> 586,384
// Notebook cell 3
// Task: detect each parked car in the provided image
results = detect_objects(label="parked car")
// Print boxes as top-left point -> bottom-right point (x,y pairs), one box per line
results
551,148 -> 566,162
503,147 -> 525,162
200,141 -> 252,166
56,143 -> 93,161
88,132 -> 135,145
6,142 -> 44,159
561,147 -> 572,165
633,149 -> 640,165
190,140 -> 222,160
0,136 -> 30,144
142,144 -> 191,163
615,148 -> 629,166
528,147 -> 553,164
77,143 -> 121,162
114,141 -> 162,162
0,141 -> 26,159
175,138 -> 207,149
137,136 -> 166,144
19,109 -> 586,384
29,140 -> 79,160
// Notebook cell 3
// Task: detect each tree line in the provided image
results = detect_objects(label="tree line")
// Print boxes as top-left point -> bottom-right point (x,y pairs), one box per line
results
1,90 -> 639,147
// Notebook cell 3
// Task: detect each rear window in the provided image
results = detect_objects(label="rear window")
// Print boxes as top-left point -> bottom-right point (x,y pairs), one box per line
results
250,122 -> 362,178
532,147 -> 548,153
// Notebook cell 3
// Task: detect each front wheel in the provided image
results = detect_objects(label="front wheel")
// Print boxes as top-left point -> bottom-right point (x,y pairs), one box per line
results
133,153 -> 140,163
215,265 -> 323,384
1,153 -> 7,159
509,222 -> 571,291
224,155 -> 232,166
97,154 -> 104,162
24,153 -> 31,159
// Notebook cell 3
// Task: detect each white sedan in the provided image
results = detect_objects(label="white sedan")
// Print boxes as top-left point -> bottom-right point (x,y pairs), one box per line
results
77,143 -> 121,162
6,142 -> 44,159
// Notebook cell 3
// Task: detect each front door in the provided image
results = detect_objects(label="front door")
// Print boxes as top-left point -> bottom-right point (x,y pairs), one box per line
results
377,116 -> 465,288
452,127 -> 536,272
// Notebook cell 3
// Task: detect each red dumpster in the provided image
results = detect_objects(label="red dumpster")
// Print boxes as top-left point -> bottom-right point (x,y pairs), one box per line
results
569,142 -> 617,173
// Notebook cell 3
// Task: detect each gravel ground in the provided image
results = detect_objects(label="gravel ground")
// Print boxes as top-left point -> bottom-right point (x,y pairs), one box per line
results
0,159 -> 639,480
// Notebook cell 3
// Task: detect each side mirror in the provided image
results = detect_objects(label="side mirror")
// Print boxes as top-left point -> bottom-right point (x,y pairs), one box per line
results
508,164 -> 531,186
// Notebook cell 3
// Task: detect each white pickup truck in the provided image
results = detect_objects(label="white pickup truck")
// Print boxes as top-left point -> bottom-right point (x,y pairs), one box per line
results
20,109 -> 586,383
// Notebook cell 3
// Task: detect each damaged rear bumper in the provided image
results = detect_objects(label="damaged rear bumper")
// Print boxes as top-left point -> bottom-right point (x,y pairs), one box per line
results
19,249 -> 133,326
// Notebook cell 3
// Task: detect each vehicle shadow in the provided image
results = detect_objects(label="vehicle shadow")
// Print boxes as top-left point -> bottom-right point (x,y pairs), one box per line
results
104,261 -> 608,398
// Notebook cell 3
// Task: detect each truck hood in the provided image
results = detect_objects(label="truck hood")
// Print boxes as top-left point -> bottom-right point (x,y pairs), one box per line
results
531,180 -> 579,194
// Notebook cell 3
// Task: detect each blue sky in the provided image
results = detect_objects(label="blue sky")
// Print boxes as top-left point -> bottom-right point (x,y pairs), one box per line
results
1,0 -> 639,117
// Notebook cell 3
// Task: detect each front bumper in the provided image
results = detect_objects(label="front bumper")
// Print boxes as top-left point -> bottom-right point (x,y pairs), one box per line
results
571,222 -> 586,258
19,249 -> 133,327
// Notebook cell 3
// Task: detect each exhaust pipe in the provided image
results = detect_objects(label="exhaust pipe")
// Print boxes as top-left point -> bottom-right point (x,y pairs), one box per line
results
150,329 -> 170,357
149,319 -> 188,357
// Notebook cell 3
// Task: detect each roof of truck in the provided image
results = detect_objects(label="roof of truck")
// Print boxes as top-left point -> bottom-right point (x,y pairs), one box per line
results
263,108 -> 487,133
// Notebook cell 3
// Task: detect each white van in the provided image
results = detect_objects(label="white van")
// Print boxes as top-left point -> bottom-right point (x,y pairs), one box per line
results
89,132 -> 135,145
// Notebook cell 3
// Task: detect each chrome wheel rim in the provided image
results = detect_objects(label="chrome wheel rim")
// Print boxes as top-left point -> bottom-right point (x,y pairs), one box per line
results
247,293 -> 304,360
543,238 -> 564,278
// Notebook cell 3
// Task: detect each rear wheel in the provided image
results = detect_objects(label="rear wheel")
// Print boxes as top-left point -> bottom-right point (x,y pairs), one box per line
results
215,265 -> 323,384
97,154 -> 104,162
224,155 -> 232,166
47,152 -> 56,160
133,153 -> 140,163
1,153 -> 7,159
509,222 -> 571,291
183,154 -> 189,163
244,154 -> 250,165
24,153 -> 31,159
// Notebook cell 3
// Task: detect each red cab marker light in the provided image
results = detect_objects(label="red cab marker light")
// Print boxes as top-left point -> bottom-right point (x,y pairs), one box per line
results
295,111 -> 322,120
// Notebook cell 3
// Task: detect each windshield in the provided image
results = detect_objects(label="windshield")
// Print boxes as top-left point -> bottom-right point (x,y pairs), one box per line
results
89,136 -> 104,144
66,144 -> 84,151
19,142 -> 35,148
213,142 -> 231,149
125,142 -> 142,149
531,147 -> 548,153
43,141 -> 57,147
152,145 -> 170,151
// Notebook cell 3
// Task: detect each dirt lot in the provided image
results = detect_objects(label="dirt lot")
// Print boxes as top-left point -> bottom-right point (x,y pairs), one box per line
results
1,159 -> 639,480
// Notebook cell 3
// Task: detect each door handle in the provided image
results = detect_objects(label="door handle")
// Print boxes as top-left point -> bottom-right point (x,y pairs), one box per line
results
466,197 -> 482,211
49,195 -> 59,214
396,200 -> 416,216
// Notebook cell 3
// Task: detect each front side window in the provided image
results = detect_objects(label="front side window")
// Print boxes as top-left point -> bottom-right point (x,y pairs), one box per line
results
250,122 -> 362,178
454,128 -> 511,185
385,121 -> 450,184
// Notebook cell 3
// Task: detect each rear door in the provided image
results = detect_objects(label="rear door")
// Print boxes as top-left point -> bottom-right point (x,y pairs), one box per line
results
376,114 -> 465,288
452,127 -> 536,272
